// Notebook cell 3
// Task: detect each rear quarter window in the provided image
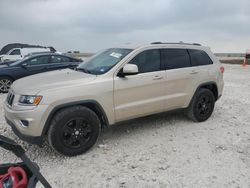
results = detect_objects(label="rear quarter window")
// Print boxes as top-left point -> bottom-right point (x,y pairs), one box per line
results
70,57 -> 81,62
189,49 -> 213,66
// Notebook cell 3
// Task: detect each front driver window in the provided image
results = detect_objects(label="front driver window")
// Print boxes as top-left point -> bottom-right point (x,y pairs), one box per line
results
129,49 -> 161,73
10,49 -> 21,55
25,56 -> 49,65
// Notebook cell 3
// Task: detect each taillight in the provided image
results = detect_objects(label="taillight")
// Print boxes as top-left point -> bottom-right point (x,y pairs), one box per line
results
220,66 -> 225,74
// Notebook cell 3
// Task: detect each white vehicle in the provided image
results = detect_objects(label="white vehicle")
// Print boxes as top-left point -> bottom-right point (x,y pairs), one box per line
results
0,48 -> 51,62
4,42 -> 224,156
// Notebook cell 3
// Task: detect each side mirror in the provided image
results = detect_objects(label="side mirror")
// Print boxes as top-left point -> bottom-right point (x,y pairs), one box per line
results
118,64 -> 139,77
21,63 -> 28,68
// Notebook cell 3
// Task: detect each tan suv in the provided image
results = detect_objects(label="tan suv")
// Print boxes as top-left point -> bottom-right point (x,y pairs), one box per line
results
4,42 -> 224,156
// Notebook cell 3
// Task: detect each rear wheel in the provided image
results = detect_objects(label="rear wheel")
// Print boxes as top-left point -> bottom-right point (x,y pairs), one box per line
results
187,88 -> 215,122
0,77 -> 13,93
47,106 -> 101,156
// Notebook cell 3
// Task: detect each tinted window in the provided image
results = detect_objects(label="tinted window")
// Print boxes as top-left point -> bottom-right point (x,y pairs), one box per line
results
10,49 -> 21,55
189,49 -> 213,66
25,56 -> 49,65
51,55 -> 70,63
163,49 -> 191,70
129,49 -> 161,73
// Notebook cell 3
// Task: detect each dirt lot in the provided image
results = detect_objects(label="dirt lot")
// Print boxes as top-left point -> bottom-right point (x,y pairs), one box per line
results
0,64 -> 250,188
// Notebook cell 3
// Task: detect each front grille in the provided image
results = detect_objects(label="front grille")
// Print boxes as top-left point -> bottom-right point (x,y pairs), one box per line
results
6,92 -> 15,106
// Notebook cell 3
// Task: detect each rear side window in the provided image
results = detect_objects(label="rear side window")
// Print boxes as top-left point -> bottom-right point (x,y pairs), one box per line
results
51,55 -> 71,63
189,49 -> 213,66
129,49 -> 161,73
163,49 -> 191,70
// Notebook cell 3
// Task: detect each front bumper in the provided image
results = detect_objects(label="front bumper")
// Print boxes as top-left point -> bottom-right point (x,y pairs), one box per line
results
5,117 -> 43,145
4,102 -> 50,145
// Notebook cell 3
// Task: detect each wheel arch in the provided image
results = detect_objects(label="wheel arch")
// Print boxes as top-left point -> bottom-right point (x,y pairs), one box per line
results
42,100 -> 109,137
198,82 -> 218,100
189,82 -> 219,107
0,75 -> 15,81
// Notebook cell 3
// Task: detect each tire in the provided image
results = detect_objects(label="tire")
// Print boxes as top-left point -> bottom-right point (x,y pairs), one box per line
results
0,76 -> 13,93
47,106 -> 101,156
187,88 -> 215,122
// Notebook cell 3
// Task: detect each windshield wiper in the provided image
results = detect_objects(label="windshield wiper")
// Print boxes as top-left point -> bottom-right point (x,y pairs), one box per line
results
76,67 -> 93,74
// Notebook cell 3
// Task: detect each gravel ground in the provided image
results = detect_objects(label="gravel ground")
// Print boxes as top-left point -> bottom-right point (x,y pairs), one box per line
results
0,64 -> 250,188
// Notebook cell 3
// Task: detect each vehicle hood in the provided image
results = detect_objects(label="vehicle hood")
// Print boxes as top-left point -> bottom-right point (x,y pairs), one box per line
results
11,69 -> 97,95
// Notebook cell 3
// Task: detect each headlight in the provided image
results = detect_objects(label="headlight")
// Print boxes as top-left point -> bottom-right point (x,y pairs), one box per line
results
19,95 -> 43,106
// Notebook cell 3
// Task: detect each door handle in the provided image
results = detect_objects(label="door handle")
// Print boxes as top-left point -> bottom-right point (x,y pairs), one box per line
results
190,70 -> 199,75
153,75 -> 163,80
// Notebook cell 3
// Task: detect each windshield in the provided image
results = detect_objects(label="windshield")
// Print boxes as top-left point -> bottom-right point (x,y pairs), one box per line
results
77,48 -> 133,75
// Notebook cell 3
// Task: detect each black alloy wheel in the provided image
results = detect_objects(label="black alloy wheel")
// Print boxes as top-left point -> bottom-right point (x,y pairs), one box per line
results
196,95 -> 213,118
48,106 -> 101,156
187,88 -> 215,122
61,118 -> 92,149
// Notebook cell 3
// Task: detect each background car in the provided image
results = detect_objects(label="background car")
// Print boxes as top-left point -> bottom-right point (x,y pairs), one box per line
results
0,47 -> 52,62
24,51 -> 63,58
0,53 -> 83,93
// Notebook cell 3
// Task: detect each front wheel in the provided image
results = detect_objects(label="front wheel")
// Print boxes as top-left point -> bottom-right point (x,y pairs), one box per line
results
0,77 -> 13,93
47,106 -> 101,156
187,88 -> 215,122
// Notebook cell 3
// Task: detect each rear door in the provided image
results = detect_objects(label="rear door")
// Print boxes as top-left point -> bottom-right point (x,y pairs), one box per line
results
162,48 -> 198,109
188,49 -> 214,83
114,49 -> 167,122
47,55 -> 75,70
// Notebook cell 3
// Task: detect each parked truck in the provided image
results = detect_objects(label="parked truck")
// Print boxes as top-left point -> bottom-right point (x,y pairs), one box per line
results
0,47 -> 51,62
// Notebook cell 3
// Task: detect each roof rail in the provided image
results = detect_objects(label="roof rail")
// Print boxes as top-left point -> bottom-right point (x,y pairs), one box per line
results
150,42 -> 201,46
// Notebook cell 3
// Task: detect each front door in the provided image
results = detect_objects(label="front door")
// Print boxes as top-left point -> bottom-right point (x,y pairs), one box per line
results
20,56 -> 50,78
114,49 -> 167,122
